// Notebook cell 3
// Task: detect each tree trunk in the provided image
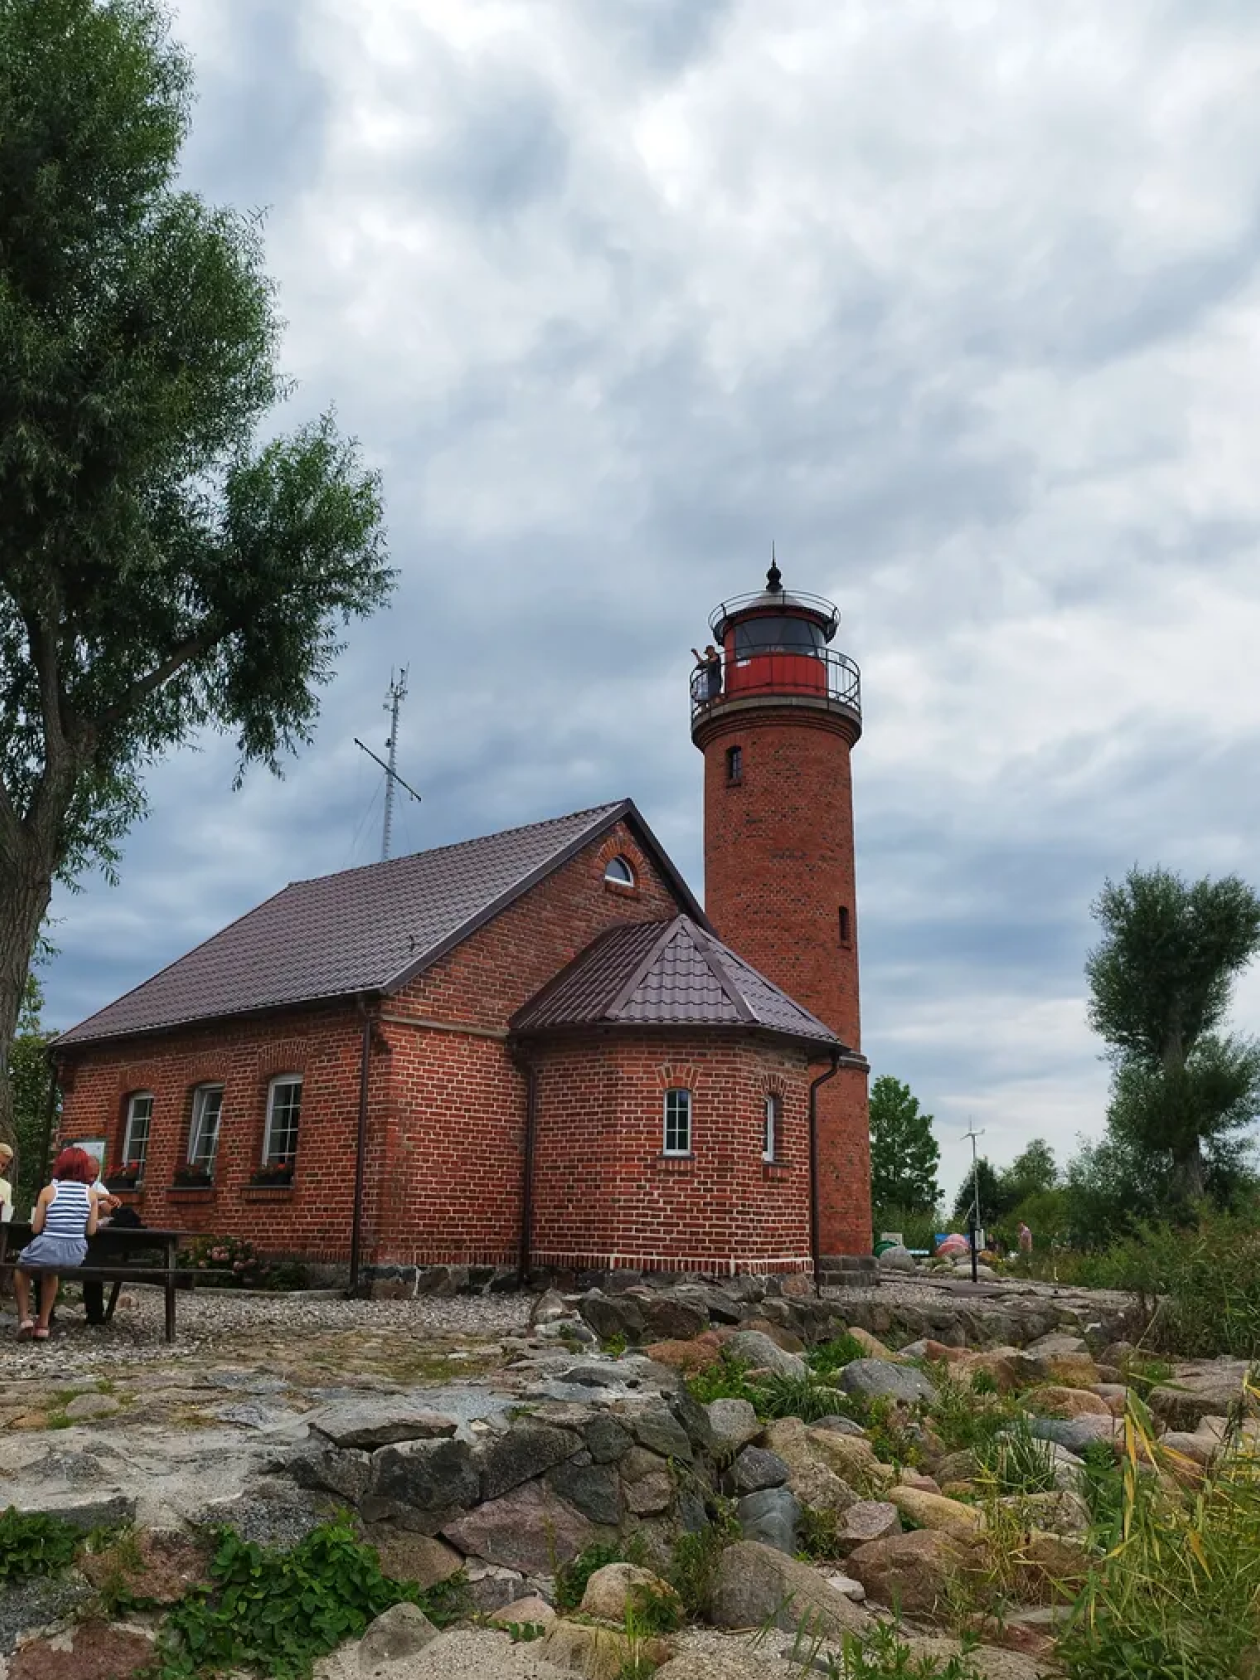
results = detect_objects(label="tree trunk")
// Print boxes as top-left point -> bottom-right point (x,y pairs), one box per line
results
1171,1136 -> 1207,1204
0,841 -> 58,1146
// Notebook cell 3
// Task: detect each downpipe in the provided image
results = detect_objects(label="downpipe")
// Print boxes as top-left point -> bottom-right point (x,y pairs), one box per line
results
808,1051 -> 842,1297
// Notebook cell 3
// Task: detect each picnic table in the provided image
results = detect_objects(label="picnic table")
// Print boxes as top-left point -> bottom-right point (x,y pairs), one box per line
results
0,1219 -> 187,1343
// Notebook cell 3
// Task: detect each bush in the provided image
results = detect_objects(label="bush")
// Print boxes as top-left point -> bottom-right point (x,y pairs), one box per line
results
975,1420 -> 1058,1495
554,1542 -> 637,1613
0,1507 -> 79,1582
927,1373 -> 1021,1454
177,1233 -> 310,1291
684,1354 -> 851,1425
154,1520 -> 446,1679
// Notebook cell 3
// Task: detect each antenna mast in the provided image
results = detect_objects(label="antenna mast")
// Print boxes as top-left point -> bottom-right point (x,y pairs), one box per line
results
354,667 -> 422,860
382,669 -> 407,861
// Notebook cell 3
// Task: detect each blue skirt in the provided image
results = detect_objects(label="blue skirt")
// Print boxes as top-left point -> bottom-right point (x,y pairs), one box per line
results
18,1233 -> 87,1270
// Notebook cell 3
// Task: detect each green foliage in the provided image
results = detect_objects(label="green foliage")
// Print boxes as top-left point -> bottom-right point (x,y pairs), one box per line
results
871,1205 -> 943,1252
1087,866 -> 1260,1205
554,1543 -> 633,1614
0,1506 -> 79,1581
1077,1441 -> 1125,1542
1059,1399 -> 1260,1678
849,1395 -> 922,1469
950,1156 -> 1006,1229
502,1620 -> 547,1642
667,1506 -> 738,1616
796,1504 -> 843,1561
627,1579 -> 683,1634
827,1622 -> 985,1678
869,1076 -> 941,1214
684,1354 -> 762,1409
806,1332 -> 868,1378
0,0 -> 393,1089
952,1140 -> 1061,1238
975,1421 -> 1058,1496
5,972 -> 56,1212
152,1520 -> 436,1679
684,1353 -> 850,1425
176,1233 -> 308,1290
927,1373 -> 1020,1454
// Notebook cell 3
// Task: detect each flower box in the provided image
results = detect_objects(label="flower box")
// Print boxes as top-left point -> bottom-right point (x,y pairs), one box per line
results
173,1165 -> 213,1188
249,1162 -> 294,1187
104,1174 -> 140,1192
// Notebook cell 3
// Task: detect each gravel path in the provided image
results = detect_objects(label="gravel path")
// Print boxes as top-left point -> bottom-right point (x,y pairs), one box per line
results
0,1287 -> 530,1378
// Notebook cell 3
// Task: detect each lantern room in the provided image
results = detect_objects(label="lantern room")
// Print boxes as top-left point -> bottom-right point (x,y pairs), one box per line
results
690,559 -> 861,737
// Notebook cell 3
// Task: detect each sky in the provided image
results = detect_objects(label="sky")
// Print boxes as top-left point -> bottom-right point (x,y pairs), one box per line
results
43,0 -> 1260,1208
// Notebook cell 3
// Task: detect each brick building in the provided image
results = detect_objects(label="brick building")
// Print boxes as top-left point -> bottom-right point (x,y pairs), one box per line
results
55,565 -> 872,1280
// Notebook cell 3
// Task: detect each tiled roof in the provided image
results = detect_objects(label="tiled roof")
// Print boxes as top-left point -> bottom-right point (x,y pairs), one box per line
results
58,800 -> 702,1047
511,915 -> 845,1051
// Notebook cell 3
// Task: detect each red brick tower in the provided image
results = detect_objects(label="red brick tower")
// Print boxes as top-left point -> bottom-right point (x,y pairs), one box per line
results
690,559 -> 870,1261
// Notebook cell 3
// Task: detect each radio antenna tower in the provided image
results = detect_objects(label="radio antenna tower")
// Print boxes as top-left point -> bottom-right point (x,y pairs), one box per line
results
354,668 -> 421,860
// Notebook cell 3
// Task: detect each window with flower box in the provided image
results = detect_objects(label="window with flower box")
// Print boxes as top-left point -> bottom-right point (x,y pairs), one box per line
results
261,1075 -> 302,1178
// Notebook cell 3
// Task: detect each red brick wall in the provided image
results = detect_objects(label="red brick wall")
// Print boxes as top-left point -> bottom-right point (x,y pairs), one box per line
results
694,703 -> 871,1255
373,820 -> 683,1266
528,1030 -> 814,1273
56,819 -> 690,1267
55,1004 -> 370,1260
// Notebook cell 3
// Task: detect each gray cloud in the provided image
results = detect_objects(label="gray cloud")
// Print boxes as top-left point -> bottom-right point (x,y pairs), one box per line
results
43,0 -> 1260,1204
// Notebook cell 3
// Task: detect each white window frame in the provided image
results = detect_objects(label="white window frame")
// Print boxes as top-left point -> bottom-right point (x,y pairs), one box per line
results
604,855 -> 635,887
122,1092 -> 154,1178
763,1092 -> 782,1163
188,1084 -> 224,1173
263,1074 -> 303,1166
663,1088 -> 692,1156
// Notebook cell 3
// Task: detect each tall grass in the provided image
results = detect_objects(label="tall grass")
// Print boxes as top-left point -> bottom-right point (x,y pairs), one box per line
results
1060,1383 -> 1260,1678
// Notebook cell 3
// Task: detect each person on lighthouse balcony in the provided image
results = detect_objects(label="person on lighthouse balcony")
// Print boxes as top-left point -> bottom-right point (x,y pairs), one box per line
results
692,643 -> 722,704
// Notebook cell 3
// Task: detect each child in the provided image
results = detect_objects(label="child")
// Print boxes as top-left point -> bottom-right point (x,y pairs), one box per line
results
13,1147 -> 99,1341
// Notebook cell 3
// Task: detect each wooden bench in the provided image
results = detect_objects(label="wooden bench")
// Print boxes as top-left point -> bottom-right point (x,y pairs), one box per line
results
0,1223 -> 201,1344
0,1260 -> 199,1342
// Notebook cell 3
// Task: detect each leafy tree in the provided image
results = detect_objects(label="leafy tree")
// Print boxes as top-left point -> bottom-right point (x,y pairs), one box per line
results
951,1156 -> 1006,1229
5,973 -> 56,1214
0,0 -> 393,1129
1004,1138 -> 1058,1201
868,1075 -> 941,1214
1086,867 -> 1260,1201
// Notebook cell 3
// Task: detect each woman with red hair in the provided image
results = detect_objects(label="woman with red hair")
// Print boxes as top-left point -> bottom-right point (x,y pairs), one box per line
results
13,1147 -> 99,1340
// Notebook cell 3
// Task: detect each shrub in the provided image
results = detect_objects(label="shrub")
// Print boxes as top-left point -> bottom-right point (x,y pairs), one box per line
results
928,1373 -> 1020,1453
0,1507 -> 79,1582
153,1520 -> 439,1679
176,1234 -> 310,1291
668,1505 -> 739,1615
975,1421 -> 1058,1495
684,1354 -> 762,1409
806,1332 -> 868,1378
554,1542 -> 636,1613
684,1355 -> 849,1425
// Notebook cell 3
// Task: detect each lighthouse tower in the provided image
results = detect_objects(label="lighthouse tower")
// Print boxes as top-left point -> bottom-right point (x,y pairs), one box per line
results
691,559 -> 870,1262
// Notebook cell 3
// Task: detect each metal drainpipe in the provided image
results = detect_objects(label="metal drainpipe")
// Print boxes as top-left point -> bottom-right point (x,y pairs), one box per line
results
36,1048 -> 60,1191
808,1051 -> 842,1297
514,1053 -> 538,1286
347,999 -> 374,1299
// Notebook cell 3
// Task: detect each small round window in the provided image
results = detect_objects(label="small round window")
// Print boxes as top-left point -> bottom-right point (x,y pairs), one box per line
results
604,855 -> 635,887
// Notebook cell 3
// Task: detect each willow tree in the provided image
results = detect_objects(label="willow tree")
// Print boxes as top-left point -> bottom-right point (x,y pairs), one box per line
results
0,0 -> 393,1131
1086,867 -> 1260,1202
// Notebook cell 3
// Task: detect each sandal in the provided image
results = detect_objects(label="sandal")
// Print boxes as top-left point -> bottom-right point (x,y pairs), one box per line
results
16,1320 -> 33,1339
32,1326 -> 49,1341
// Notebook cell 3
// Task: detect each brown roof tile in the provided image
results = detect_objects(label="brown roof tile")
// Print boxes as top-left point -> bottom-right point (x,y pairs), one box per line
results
510,915 -> 845,1051
58,800 -> 704,1048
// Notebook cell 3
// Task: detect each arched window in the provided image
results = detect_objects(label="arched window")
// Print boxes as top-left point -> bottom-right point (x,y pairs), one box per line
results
122,1091 -> 153,1179
604,855 -> 635,887
264,1075 -> 303,1165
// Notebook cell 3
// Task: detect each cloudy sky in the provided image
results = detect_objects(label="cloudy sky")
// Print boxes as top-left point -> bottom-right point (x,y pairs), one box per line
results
44,0 -> 1260,1207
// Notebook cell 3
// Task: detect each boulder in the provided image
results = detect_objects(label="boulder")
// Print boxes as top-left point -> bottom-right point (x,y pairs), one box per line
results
835,1500 -> 902,1550
366,1529 -> 464,1590
812,1413 -> 868,1438
547,1459 -> 622,1526
706,1540 -> 870,1638
580,1562 -> 680,1624
804,1427 -> 896,1494
487,1595 -> 557,1627
442,1482 -> 598,1573
825,1572 -> 867,1601
578,1292 -> 646,1343
629,1409 -> 693,1463
900,1636 -> 1048,1680
583,1414 -> 633,1464
645,1334 -> 723,1374
10,1619 -> 153,1680
1026,1333 -> 1089,1357
1148,1365 -> 1252,1430
961,1351 -> 1048,1393
1022,1532 -> 1092,1591
935,1449 -> 981,1486
63,1392 -> 121,1422
759,1419 -> 858,1513
846,1529 -> 972,1615
365,1438 -> 480,1524
736,1486 -> 800,1553
479,1423 -> 582,1501
1043,1354 -> 1100,1388
310,1402 -> 458,1451
1025,1385 -> 1111,1420
1159,1430 -> 1218,1468
531,1288 -> 576,1327
846,1327 -> 900,1360
542,1619 -> 673,1680
889,1487 -> 983,1537
705,1398 -> 761,1456
995,1491 -> 1091,1537
1028,1415 -> 1120,1454
899,1468 -> 941,1494
79,1529 -> 209,1605
724,1330 -> 807,1377
288,1443 -> 374,1504
726,1447 -> 789,1495
880,1248 -> 918,1273
620,1449 -> 674,1517
839,1359 -> 936,1406
358,1603 -> 439,1672
641,1296 -> 709,1342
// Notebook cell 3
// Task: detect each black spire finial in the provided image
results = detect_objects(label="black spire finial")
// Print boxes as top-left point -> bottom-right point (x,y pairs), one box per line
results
766,543 -> 782,594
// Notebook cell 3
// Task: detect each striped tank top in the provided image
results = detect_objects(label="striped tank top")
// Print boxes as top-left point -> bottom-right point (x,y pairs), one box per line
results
44,1180 -> 92,1238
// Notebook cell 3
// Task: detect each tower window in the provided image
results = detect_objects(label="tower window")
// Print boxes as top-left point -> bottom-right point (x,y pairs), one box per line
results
726,745 -> 743,785
604,855 -> 635,887
763,1092 -> 781,1162
839,906 -> 852,946
663,1088 -> 692,1155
